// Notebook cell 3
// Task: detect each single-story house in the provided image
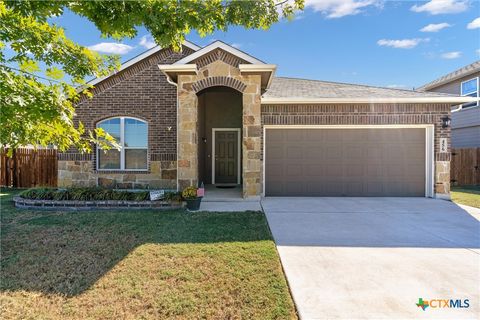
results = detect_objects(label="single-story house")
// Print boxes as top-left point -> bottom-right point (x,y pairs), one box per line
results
58,41 -> 474,199
418,61 -> 480,148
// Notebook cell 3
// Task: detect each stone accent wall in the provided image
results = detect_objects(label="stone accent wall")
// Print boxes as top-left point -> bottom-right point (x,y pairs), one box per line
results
177,60 -> 262,198
261,103 -> 452,197
58,160 -> 176,189
435,161 -> 450,195
58,46 -> 194,188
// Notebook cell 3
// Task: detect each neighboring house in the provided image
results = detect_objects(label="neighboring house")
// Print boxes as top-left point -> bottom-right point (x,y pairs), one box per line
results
418,61 -> 480,148
58,41 -> 472,199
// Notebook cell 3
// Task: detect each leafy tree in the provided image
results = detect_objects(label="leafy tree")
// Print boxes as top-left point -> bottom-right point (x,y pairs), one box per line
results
0,0 -> 304,155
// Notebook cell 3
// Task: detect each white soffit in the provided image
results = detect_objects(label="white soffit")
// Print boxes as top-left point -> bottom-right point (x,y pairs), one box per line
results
239,64 -> 277,89
157,64 -> 198,83
174,40 -> 265,65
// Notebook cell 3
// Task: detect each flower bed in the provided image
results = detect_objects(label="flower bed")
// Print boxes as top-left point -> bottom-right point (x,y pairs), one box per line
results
14,188 -> 183,210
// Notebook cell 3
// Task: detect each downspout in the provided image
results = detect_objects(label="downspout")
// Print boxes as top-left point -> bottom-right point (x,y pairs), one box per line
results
162,71 -> 180,192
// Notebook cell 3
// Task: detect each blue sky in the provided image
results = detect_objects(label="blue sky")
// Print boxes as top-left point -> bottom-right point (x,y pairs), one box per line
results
53,0 -> 479,89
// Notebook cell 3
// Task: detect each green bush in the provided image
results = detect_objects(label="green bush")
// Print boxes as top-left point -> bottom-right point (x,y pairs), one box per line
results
164,191 -> 182,202
20,188 -> 151,201
20,188 -> 56,200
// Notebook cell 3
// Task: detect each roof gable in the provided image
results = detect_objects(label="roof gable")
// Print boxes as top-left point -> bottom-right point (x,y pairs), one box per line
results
418,60 -> 480,91
85,40 -> 200,88
174,41 -> 265,65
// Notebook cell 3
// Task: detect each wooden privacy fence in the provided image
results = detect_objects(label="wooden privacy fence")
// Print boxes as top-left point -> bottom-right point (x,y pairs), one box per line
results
0,148 -> 57,188
451,148 -> 480,186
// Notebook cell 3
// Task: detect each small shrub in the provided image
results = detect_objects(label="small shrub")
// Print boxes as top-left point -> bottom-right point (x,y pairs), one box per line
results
133,191 -> 149,201
53,190 -> 70,201
164,191 -> 182,202
20,188 -> 55,200
70,188 -> 97,201
20,188 -> 151,202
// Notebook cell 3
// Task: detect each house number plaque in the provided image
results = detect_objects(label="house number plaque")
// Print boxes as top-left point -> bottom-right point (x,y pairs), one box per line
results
439,138 -> 448,153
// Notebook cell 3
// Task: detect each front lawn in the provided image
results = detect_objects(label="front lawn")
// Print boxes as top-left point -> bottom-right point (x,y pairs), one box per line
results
451,185 -> 480,209
0,189 -> 296,319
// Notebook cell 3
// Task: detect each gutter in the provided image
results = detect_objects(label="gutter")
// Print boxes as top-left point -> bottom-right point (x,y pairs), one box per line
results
260,96 -> 477,105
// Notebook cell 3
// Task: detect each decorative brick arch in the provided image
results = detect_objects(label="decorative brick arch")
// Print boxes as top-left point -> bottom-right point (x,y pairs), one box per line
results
192,76 -> 247,93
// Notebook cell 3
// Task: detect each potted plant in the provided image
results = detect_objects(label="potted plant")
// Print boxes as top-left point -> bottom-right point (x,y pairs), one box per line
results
182,186 -> 202,211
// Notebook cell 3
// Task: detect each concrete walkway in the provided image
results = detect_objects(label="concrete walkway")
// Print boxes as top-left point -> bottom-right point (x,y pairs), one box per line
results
199,201 -> 261,212
262,198 -> 480,319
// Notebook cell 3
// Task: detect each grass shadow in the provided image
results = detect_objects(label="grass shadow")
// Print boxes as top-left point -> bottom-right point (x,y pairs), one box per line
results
0,189 -> 271,297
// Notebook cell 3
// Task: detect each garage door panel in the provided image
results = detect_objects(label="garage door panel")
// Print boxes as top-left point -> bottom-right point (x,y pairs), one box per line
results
286,146 -> 303,159
265,128 -> 426,197
326,147 -> 342,160
286,164 -> 303,176
286,130 -> 305,141
346,165 -> 364,177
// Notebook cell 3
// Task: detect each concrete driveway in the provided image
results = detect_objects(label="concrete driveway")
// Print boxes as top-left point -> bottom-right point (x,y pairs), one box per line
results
262,198 -> 480,319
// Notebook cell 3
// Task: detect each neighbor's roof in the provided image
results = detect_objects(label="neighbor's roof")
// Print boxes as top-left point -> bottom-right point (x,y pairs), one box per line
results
261,77 -> 473,104
417,60 -> 480,91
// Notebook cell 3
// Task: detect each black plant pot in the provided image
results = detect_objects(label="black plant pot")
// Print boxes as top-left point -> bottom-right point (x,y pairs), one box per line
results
185,197 -> 202,211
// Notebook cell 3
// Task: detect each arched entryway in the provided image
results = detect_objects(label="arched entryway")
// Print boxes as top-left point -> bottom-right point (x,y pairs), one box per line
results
197,86 -> 243,188
169,58 -> 264,199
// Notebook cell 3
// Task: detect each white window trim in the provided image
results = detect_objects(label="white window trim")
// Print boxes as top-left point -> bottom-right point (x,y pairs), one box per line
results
96,117 -> 148,171
458,76 -> 480,109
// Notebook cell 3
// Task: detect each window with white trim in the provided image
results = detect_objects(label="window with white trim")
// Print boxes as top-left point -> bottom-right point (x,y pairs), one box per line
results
96,117 -> 148,170
460,77 -> 479,108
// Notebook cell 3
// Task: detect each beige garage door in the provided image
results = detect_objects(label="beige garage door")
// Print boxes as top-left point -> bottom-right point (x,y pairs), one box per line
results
265,128 -> 426,197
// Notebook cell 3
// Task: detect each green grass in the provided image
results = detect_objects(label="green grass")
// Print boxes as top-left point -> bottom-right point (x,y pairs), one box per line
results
451,185 -> 480,209
0,189 -> 296,320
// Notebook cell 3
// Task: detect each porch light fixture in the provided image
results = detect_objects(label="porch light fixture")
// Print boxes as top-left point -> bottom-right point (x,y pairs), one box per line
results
441,116 -> 451,128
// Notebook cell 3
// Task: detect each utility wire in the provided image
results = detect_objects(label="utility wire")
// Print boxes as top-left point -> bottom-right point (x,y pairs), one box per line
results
0,64 -> 63,84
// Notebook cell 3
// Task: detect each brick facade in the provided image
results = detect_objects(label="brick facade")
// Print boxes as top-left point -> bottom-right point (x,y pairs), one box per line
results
58,46 -> 195,189
261,103 -> 452,196
58,44 -> 452,198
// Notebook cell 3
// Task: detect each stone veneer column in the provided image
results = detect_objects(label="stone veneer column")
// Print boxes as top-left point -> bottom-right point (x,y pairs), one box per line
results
242,75 -> 262,199
435,161 -> 450,198
177,74 -> 199,190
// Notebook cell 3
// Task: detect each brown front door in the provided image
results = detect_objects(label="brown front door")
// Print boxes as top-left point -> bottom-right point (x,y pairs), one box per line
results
214,130 -> 238,184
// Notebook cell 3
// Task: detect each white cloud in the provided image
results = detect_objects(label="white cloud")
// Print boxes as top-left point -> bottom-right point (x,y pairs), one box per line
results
441,51 -> 462,59
420,22 -> 451,32
467,17 -> 480,29
411,0 -> 468,15
231,43 -> 242,49
139,35 -> 156,49
476,49 -> 480,56
377,38 -> 428,49
305,0 -> 381,18
88,42 -> 134,55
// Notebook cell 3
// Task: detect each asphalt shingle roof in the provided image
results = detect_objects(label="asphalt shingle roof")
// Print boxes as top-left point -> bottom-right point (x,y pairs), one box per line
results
263,77 -> 453,99
417,60 -> 480,91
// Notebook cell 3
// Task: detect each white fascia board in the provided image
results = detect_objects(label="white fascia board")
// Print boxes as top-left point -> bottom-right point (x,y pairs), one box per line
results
157,64 -> 198,73
239,64 -> 277,89
260,96 -> 478,104
84,40 -> 201,88
157,64 -> 197,85
174,41 -> 265,65
238,64 -> 277,72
